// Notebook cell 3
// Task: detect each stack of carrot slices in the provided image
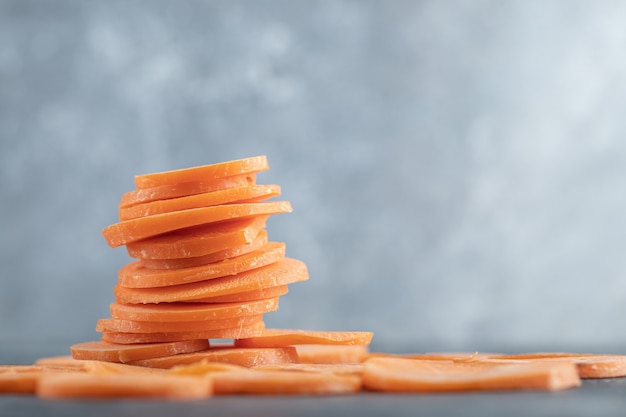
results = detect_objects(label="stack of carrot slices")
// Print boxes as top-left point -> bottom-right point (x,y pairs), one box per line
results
3,156 -> 626,399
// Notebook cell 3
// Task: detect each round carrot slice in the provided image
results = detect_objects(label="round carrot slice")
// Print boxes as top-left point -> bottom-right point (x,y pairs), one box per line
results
126,216 -> 268,260
234,329 -> 374,348
103,202 -> 292,248
182,285 -> 289,304
102,322 -> 266,344
97,314 -> 264,334
118,242 -> 285,288
120,174 -> 256,208
119,184 -> 281,221
134,156 -> 268,189
70,339 -> 210,364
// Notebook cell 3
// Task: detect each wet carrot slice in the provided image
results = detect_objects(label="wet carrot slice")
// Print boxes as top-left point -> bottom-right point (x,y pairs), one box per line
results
119,184 -> 281,221
140,230 -> 269,270
97,314 -> 264,334
103,202 -> 292,248
296,345 -> 370,364
118,242 -> 285,288
134,155 -> 268,189
109,297 -> 279,321
128,346 -> 298,369
120,174 -> 257,208
182,285 -> 288,304
37,373 -> 212,399
362,357 -> 581,392
101,321 -> 265,344
235,329 -> 373,348
127,216 -> 268,260
70,339 -> 210,363
114,258 -> 308,304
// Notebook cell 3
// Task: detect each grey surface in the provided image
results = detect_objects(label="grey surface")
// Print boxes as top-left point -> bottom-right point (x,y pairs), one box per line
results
2,0 -> 626,353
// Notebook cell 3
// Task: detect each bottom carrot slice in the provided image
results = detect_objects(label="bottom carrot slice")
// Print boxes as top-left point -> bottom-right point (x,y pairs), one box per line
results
70,339 -> 210,363
0,366 -> 78,394
128,346 -> 299,369
37,373 -> 212,399
253,363 -> 364,376
362,357 -> 581,392
295,345 -> 370,364
235,329 -> 373,348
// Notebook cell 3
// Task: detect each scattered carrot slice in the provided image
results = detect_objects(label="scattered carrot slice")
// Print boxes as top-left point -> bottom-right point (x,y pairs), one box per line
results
109,297 -> 279,322
296,345 -> 370,364
128,346 -> 298,369
182,285 -> 289,304
82,361 -> 166,375
37,373 -> 212,399
114,258 -> 308,304
362,357 -> 581,392
140,230 -> 269,270
253,363 -> 364,376
97,314 -> 264,334
1,366 -> 78,394
119,184 -> 281,221
235,329 -> 373,348
168,360 -> 249,375
127,216 -> 268,260
33,356 -> 87,370
118,242 -> 285,288
101,321 -> 265,344
103,202 -> 292,248
70,339 -> 210,363
120,174 -> 257,208
134,156 -> 269,189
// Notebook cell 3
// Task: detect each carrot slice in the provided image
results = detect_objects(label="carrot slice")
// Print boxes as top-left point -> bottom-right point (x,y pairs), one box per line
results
169,361 -> 249,375
119,184 -> 281,221
128,346 -> 298,369
101,321 -> 265,344
114,258 -> 308,304
127,216 -> 268,260
33,356 -> 87,370
182,285 -> 289,304
140,230 -> 269,270
253,363 -> 364,376
120,174 -> 257,208
110,298 -> 279,322
134,156 -> 269,189
103,202 -> 292,248
212,369 -> 362,395
296,345 -> 370,364
82,361 -> 166,375
235,329 -> 373,348
362,357 -> 581,392
0,366 -> 77,394
37,373 -> 212,399
118,242 -> 285,288
70,339 -> 209,363
97,314 -> 264,334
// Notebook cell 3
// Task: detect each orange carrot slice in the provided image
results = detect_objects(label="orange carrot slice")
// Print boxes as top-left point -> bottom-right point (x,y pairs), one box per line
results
33,356 -> 87,370
168,361 -> 249,375
140,230 -> 269,269
120,173 -> 257,208
82,361 -> 166,375
118,242 -> 285,288
101,321 -> 265,344
253,363 -> 364,376
362,357 -> 581,392
119,184 -> 281,221
97,314 -> 264,334
114,258 -> 308,304
128,346 -> 298,369
296,345 -> 370,364
235,329 -> 373,348
212,369 -> 362,395
109,297 -> 279,322
103,202 -> 292,248
182,285 -> 289,304
37,373 -> 212,399
127,216 -> 268,260
0,366 -> 77,394
134,156 -> 269,189
70,339 -> 209,363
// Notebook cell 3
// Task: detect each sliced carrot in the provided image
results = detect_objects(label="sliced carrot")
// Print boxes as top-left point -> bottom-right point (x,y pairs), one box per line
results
128,346 -> 298,369
118,242 -> 285,288
34,356 -> 87,370
182,285 -> 289,304
212,369 -> 362,395
37,373 -> 212,399
119,184 -> 281,221
140,230 -> 269,270
114,258 -> 308,304
127,216 -> 268,260
366,352 -> 498,362
81,360 -> 167,375
362,357 -> 581,392
296,345 -> 370,364
97,314 -> 264,334
70,339 -> 209,363
109,297 -> 279,322
103,202 -> 292,248
0,366 -> 77,394
101,321 -> 265,344
135,156 -> 269,189
253,363 -> 364,376
235,329 -> 373,348
168,360 -> 249,375
120,173 -> 257,208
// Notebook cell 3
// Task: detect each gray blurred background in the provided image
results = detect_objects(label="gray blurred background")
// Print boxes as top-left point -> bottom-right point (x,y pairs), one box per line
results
2,0 -> 626,357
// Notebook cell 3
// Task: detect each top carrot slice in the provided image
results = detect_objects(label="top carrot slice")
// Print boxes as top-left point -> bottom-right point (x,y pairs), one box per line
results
134,156 -> 269,189
234,329 -> 374,348
103,202 -> 292,248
